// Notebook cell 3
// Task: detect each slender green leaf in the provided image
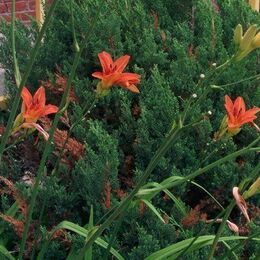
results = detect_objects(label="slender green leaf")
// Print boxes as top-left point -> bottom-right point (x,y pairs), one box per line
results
142,199 -> 165,223
0,245 -> 15,260
190,181 -> 224,210
85,206 -> 94,260
137,177 -> 187,217
38,221 -> 124,260
220,241 -> 239,260
145,235 -> 260,260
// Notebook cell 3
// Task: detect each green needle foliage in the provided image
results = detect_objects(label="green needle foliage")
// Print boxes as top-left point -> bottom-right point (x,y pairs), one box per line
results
0,0 -> 259,259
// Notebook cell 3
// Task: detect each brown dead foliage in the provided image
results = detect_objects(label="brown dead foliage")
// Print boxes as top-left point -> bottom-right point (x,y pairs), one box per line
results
150,10 -> 159,31
41,73 -> 78,103
132,103 -> 141,119
139,200 -> 146,216
119,155 -> 135,189
53,129 -> 85,165
115,189 -> 127,200
211,0 -> 220,13
52,229 -> 71,248
0,214 -> 24,238
0,125 -> 5,135
102,181 -> 112,209
0,176 -> 72,255
20,140 -> 40,169
39,117 -> 85,167
181,205 -> 202,228
0,176 -> 28,218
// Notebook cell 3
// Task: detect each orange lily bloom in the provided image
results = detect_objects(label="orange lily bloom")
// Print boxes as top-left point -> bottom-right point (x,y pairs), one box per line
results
224,95 -> 260,134
21,86 -> 58,123
12,87 -> 58,140
92,51 -> 141,94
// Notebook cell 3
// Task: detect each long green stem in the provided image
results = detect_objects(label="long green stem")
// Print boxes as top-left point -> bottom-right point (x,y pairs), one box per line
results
207,202 -> 236,260
0,0 -> 60,163
103,211 -> 126,260
213,73 -> 260,89
18,4 -> 102,258
11,0 -> 21,87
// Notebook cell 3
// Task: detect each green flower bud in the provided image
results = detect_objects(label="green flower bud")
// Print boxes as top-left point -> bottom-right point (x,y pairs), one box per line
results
240,24 -> 257,50
233,24 -> 243,45
251,32 -> 260,48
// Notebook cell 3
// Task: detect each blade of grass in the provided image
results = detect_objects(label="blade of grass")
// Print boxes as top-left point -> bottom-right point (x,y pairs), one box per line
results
142,199 -> 166,223
11,0 -> 21,86
85,206 -> 94,260
145,235 -> 259,260
0,245 -> 15,260
37,221 -> 124,260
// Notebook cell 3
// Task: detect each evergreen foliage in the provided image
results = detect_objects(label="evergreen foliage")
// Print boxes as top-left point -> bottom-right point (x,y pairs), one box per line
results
0,0 -> 259,258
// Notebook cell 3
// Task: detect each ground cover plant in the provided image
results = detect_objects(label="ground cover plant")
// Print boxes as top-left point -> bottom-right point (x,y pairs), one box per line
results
0,0 -> 259,259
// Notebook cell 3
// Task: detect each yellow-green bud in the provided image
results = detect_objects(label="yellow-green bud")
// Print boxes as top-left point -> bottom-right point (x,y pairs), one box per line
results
96,81 -> 111,98
244,178 -> 260,199
0,95 -> 9,110
240,24 -> 257,50
251,32 -> 260,48
233,24 -> 243,45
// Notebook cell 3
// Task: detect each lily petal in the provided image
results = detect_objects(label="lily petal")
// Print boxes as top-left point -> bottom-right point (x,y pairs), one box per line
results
21,87 -> 33,109
92,72 -> 104,80
98,52 -> 113,74
113,55 -> 130,73
33,86 -> 46,108
233,96 -> 245,116
124,84 -> 140,93
43,104 -> 59,116
22,122 -> 49,140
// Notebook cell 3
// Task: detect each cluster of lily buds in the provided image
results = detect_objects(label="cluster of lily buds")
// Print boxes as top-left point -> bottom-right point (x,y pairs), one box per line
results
233,24 -> 260,61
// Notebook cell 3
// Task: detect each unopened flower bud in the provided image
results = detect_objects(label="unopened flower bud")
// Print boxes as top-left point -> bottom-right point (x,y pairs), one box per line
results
251,32 -> 260,48
244,177 -> 260,199
233,24 -> 243,45
240,24 -> 257,50
233,187 -> 250,223
200,74 -> 205,79
192,93 -> 197,98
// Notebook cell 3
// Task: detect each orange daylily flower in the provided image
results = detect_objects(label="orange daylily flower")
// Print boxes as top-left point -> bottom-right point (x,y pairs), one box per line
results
21,86 -> 58,123
12,87 -> 58,140
224,95 -> 260,134
92,51 -> 141,95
